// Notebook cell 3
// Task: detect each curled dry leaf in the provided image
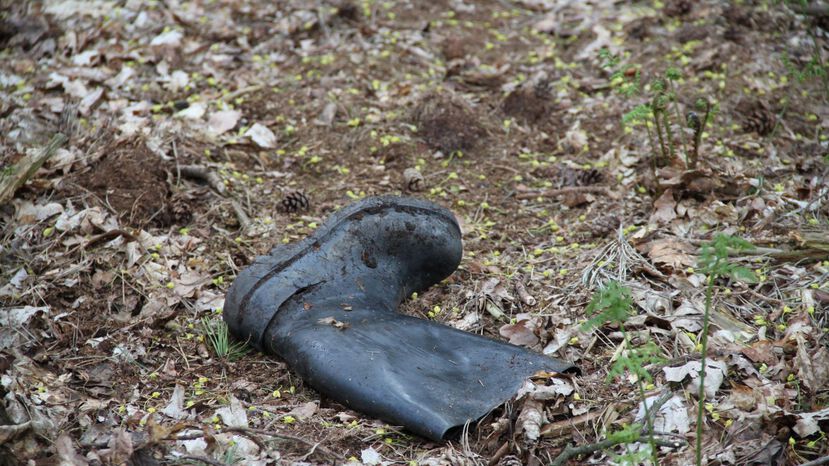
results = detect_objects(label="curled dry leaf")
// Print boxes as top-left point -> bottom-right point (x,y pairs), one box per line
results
56,433 -> 87,466
516,378 -> 575,400
318,316 -> 350,330
177,102 -> 206,119
650,189 -> 678,224
640,238 -> 696,271
287,401 -> 319,421
215,395 -> 248,428
161,384 -> 188,420
403,167 -> 424,192
208,109 -> 242,135
499,313 -> 541,347
0,306 -> 48,350
663,359 -> 727,399
795,335 -> 829,392
246,123 -> 277,148
516,399 -> 544,444
794,407 -> 829,437
636,394 -> 690,435
361,447 -> 382,465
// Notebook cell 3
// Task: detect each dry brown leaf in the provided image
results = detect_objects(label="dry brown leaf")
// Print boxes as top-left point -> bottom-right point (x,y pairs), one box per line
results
516,399 -> 544,444
207,109 -> 241,135
796,335 -> 829,392
499,313 -> 541,347
56,433 -> 88,465
317,316 -> 350,330
287,401 -> 319,421
650,189 -> 678,224
645,238 -> 695,270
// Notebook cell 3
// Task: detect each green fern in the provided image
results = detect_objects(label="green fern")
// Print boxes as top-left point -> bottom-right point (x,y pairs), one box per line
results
582,280 -> 665,464
695,234 -> 754,466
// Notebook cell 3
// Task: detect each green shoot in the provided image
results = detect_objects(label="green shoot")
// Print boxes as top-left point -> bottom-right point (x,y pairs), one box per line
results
608,423 -> 650,466
582,281 -> 666,465
600,48 -> 716,173
200,317 -> 250,362
694,234 -> 754,466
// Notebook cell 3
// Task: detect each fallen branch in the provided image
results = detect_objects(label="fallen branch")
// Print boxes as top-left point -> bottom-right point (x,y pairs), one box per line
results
0,133 -> 68,204
221,84 -> 264,103
689,233 -> 829,263
550,434 -> 684,466
514,276 -> 536,306
179,455 -> 225,466
515,186 -> 609,200
224,427 -> 343,462
549,391 -> 680,466
540,409 -> 604,438
179,164 -> 250,229
179,164 -> 227,196
801,455 -> 829,466
790,3 -> 829,17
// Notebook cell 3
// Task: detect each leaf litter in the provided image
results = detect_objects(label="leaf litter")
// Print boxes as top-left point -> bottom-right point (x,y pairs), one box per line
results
1,0 -> 828,464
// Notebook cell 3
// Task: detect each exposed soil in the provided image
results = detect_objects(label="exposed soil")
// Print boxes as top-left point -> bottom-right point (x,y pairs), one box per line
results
73,139 -> 175,227
412,92 -> 489,155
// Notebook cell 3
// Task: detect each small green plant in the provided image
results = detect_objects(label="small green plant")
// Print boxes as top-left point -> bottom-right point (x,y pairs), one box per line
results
695,234 -> 755,466
600,48 -> 717,173
200,317 -> 250,361
783,52 -> 827,86
582,280 -> 666,465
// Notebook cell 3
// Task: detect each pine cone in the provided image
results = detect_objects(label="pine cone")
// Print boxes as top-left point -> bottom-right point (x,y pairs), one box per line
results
736,100 -> 776,136
441,36 -> 468,61
577,168 -> 603,186
591,214 -> 621,237
724,5 -> 754,28
498,455 -> 523,466
280,190 -> 310,213
664,0 -> 692,17
560,166 -> 603,187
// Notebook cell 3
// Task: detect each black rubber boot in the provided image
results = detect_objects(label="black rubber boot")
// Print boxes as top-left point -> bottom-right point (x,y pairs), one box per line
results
224,196 -> 575,440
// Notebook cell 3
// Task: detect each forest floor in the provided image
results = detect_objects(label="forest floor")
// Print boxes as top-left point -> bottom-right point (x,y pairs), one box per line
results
1,0 -> 829,465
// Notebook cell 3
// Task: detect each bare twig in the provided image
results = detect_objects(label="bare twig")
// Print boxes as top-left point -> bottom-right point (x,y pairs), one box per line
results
221,85 -> 264,103
514,276 -> 536,306
223,427 -> 343,462
179,164 -> 251,229
179,165 -> 227,196
515,186 -> 609,200
540,409 -> 604,438
179,455 -> 225,466
549,391 -> 680,466
801,455 -> 829,466
230,199 -> 251,228
550,432 -> 685,466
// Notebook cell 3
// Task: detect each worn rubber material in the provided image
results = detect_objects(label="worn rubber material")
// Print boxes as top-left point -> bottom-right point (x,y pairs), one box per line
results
224,196 -> 576,440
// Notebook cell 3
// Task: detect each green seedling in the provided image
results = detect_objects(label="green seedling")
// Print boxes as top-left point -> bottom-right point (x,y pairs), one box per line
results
601,48 -> 717,174
582,280 -> 666,465
200,317 -> 250,362
695,234 -> 754,466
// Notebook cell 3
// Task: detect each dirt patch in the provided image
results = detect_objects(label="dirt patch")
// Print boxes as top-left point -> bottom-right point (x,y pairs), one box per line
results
411,92 -> 488,155
440,35 -> 476,61
502,81 -> 554,125
74,138 -> 175,227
